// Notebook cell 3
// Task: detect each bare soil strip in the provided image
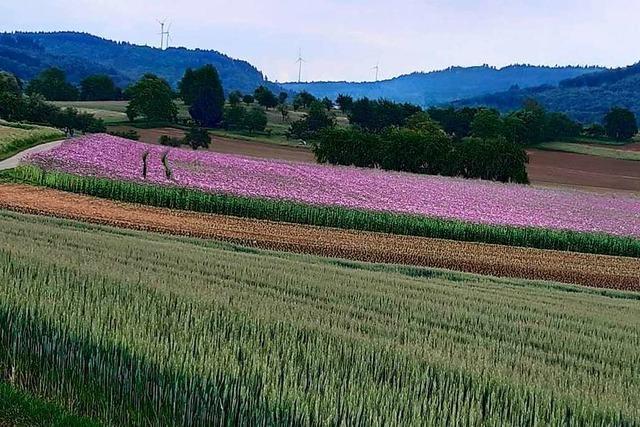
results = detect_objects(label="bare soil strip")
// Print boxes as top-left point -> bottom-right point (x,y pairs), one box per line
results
1,183 -> 638,291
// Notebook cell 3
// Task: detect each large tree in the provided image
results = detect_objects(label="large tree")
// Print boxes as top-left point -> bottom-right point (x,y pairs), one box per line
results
254,86 -> 278,109
179,65 -> 225,127
25,68 -> 79,101
604,107 -> 638,141
125,74 -> 177,122
80,75 -> 120,101
471,109 -> 503,139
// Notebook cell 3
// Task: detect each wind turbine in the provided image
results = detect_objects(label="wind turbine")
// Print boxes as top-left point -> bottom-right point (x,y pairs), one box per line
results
157,19 -> 169,50
165,22 -> 172,49
372,62 -> 380,82
296,48 -> 305,83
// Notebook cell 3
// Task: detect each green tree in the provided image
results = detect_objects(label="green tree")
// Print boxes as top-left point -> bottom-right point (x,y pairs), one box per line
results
244,108 -> 268,134
184,127 -> 211,150
0,71 -> 23,120
223,105 -> 247,130
604,107 -> 638,141
228,90 -> 243,106
189,86 -> 225,127
278,92 -> 289,105
379,127 -> 451,174
335,94 -> 353,112
288,101 -> 336,140
471,109 -> 503,139
25,68 -> 79,101
242,94 -> 254,105
0,71 -> 22,96
254,86 -> 278,109
321,97 -> 333,111
277,103 -> 289,122
80,75 -> 120,101
178,65 -> 224,108
125,74 -> 177,122
455,137 -> 529,183
293,91 -> 316,111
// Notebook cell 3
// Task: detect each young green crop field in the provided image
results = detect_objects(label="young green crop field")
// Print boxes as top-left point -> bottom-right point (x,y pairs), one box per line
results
0,121 -> 64,161
538,141 -> 640,161
0,210 -> 638,425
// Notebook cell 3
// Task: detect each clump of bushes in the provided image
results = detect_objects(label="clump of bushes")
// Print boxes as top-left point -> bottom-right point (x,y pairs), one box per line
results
159,135 -> 182,147
222,106 -> 268,134
159,128 -> 211,150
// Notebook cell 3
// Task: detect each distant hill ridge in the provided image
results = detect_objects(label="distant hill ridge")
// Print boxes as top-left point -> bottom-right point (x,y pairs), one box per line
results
281,64 -> 603,106
0,31 -> 277,94
453,62 -> 640,123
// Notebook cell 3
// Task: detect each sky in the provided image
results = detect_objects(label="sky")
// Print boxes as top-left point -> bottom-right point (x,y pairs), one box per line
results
2,0 -> 640,82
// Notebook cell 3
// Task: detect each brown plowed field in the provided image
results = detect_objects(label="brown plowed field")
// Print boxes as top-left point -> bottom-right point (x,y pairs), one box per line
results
1,184 -> 638,291
109,126 -> 315,163
526,149 -> 640,193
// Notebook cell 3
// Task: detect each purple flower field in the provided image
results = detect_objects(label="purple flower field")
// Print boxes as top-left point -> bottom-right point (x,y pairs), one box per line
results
25,134 -> 640,238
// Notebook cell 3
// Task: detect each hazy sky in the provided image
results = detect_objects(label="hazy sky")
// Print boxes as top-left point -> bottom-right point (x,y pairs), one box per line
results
2,0 -> 639,82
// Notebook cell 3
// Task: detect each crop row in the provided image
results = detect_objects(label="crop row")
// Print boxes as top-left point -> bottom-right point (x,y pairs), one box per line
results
7,165 -> 640,258
0,211 -> 638,424
1,183 -> 639,291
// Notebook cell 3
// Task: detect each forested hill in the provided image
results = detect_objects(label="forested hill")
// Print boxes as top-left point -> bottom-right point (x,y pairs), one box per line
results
0,31 -> 278,93
453,62 -> 640,123
280,65 -> 602,106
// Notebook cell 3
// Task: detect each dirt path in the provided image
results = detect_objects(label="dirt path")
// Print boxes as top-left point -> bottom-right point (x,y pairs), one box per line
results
0,139 -> 65,170
1,184 -> 638,291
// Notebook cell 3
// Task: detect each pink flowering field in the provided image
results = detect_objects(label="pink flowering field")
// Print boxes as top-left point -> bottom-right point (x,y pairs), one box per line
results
24,134 -> 640,238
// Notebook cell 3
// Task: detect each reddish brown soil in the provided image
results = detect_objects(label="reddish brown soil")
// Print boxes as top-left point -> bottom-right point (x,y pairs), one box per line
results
109,126 -> 315,163
526,149 -> 640,193
1,184 -> 638,291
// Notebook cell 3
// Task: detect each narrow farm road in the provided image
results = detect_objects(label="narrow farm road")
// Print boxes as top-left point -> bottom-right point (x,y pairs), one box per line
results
0,139 -> 65,171
1,183 -> 638,291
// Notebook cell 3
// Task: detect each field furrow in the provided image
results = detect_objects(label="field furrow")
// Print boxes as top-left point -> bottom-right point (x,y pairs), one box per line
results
1,183 -> 638,291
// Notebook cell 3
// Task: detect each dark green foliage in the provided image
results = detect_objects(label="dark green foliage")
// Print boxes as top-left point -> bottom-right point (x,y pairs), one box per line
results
228,90 -> 242,106
80,74 -> 120,101
427,107 -> 477,138
223,104 -> 247,130
454,64 -> 640,124
242,94 -> 254,105
292,91 -> 316,111
471,109 -> 503,139
278,91 -> 288,105
287,101 -> 336,140
108,130 -> 139,141
348,98 -> 421,132
189,87 -> 224,127
604,107 -> 638,141
0,70 -> 22,95
584,123 -> 606,138
8,166 -> 640,257
179,64 -> 224,106
0,31 -> 276,94
159,135 -> 182,147
336,94 -> 353,112
184,127 -> 211,150
244,108 -> 268,134
455,137 -> 529,183
321,97 -> 333,111
254,86 -> 278,109
25,67 -> 78,101
313,128 -> 381,167
125,74 -> 177,122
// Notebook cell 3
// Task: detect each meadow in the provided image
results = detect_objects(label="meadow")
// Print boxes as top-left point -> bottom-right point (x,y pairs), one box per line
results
538,141 -> 640,161
0,121 -> 64,161
0,210 -> 639,425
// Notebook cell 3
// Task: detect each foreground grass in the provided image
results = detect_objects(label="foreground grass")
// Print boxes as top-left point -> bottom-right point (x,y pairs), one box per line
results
0,382 -> 98,426
6,165 -> 640,258
0,122 -> 64,161
0,211 -> 639,425
538,141 -> 640,161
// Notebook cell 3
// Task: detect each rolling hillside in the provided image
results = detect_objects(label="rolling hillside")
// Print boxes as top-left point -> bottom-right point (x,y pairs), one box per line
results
453,62 -> 640,123
281,65 -> 602,106
0,31 -> 277,93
